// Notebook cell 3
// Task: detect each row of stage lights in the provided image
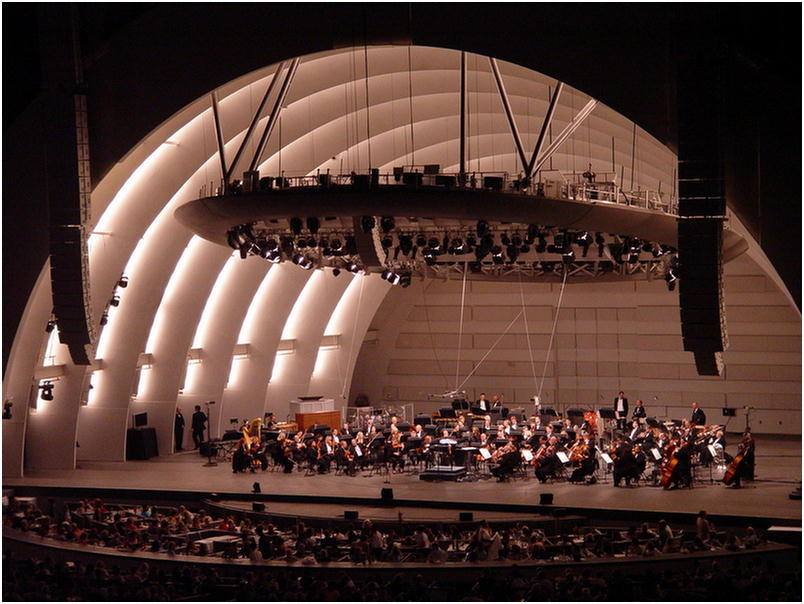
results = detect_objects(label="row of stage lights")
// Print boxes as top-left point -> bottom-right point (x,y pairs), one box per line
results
227,216 -> 679,289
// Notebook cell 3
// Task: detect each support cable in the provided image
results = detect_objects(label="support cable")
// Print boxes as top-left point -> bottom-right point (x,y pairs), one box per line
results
341,273 -> 366,400
455,262 -> 468,390
518,272 -> 538,390
537,266 -> 569,402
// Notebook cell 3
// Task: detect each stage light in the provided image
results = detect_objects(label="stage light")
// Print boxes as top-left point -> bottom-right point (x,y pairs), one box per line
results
289,217 -> 303,235
665,268 -> 678,291
506,245 -> 519,262
382,270 -> 401,285
330,237 -> 342,252
398,235 -> 413,255
562,249 -> 575,264
296,237 -> 308,249
380,216 -> 395,233
318,236 -> 329,249
332,268 -> 341,277
381,236 -> 393,249
265,250 -> 281,263
491,245 -> 504,264
306,217 -> 320,234
427,237 -> 441,252
526,224 -> 539,244
346,261 -> 360,273
45,320 -> 55,333
361,215 -> 375,233
536,234 -> 547,253
511,234 -> 522,248
381,269 -> 393,281
100,312 -> 109,326
399,274 -> 412,288
226,229 -> 239,249
415,234 -> 427,248
344,236 -> 358,255
449,237 -> 465,254
292,254 -> 313,270
476,220 -> 489,237
501,233 -> 511,246
117,276 -> 129,288
40,382 -> 54,401
110,295 -> 120,307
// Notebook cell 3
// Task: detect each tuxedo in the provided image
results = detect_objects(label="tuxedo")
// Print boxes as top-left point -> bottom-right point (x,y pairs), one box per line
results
690,407 -> 706,426
628,426 -> 640,442
632,404 -> 646,419
614,395 -> 628,430
477,398 -> 489,412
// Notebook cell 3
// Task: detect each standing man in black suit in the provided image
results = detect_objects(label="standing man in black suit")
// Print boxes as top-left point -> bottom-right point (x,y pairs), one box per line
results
174,407 -> 185,451
191,405 -> 207,449
690,402 -> 706,426
477,393 -> 489,412
613,391 -> 628,431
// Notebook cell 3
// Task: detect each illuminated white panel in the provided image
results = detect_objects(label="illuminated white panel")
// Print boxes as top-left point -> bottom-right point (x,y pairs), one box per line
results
42,326 -> 60,367
191,253 -> 239,350
237,265 -> 281,343
281,270 -> 327,340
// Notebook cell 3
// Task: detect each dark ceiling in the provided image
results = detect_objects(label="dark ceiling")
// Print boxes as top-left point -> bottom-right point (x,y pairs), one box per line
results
3,3 -> 801,371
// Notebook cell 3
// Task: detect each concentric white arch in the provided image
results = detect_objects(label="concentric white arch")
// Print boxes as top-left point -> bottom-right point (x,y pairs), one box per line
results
6,44 -> 682,470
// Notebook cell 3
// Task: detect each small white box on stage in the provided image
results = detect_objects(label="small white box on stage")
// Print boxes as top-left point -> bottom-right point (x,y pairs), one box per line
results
479,448 -> 491,460
522,449 -> 534,462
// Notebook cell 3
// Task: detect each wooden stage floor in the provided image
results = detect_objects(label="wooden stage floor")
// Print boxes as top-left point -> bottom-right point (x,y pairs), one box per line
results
5,435 -> 800,523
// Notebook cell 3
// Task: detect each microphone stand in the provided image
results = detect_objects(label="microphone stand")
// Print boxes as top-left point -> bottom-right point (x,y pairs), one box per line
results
202,402 -> 218,467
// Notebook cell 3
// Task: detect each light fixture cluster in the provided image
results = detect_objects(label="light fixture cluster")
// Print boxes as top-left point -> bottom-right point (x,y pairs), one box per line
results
101,273 -> 129,327
39,381 -> 55,401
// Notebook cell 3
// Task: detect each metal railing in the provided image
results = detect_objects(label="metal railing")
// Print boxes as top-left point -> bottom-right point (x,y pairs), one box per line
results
199,168 -> 677,217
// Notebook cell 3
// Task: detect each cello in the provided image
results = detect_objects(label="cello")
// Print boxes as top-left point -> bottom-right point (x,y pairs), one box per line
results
723,437 -> 753,486
659,440 -> 679,489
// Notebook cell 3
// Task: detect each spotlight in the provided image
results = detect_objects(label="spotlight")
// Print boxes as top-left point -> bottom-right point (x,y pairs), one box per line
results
292,254 -> 313,270
562,249 -> 575,264
381,236 -> 393,249
506,245 -> 519,262
449,237 -> 465,254
398,235 -> 413,255
2,401 -> 12,420
100,312 -> 109,326
45,320 -> 55,333
39,382 -> 54,401
628,250 -> 640,264
381,269 -> 393,281
491,245 -> 504,264
117,276 -> 129,288
330,237 -> 343,252
382,270 -> 401,285
344,236 -> 358,255
476,220 -> 489,237
332,268 -> 341,277
511,234 -> 522,248
526,224 -> 539,244
535,234 -> 547,254
306,217 -> 320,234
306,237 -> 317,248
110,295 -> 120,307
501,233 -> 511,246
226,229 -> 239,249
399,274 -> 411,288
346,261 -> 360,274
318,236 -> 329,249
427,237 -> 441,252
265,250 -> 282,263
296,238 -> 308,249
380,216 -> 395,233
239,242 -> 252,259
465,234 -> 477,249
361,216 -> 376,233
289,217 -> 303,235
415,234 -> 427,248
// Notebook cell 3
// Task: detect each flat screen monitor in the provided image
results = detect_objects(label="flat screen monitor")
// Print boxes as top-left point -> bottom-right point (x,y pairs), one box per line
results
134,412 -> 148,428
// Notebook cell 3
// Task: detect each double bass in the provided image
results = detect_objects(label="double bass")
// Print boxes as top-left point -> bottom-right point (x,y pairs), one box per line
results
659,440 -> 680,489
723,436 -> 754,486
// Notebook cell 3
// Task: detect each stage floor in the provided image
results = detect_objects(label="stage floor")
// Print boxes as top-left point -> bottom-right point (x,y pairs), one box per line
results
5,435 -> 801,522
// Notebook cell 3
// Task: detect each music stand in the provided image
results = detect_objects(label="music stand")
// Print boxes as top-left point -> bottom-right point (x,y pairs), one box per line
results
439,407 -> 456,419
598,408 -> 617,444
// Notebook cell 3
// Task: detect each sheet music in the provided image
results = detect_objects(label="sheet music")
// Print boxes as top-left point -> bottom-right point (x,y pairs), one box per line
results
521,449 -> 534,461
707,444 -> 718,457
556,451 -> 570,464
600,453 -> 613,464
479,448 -> 492,460
651,448 -> 662,460
354,445 -> 362,457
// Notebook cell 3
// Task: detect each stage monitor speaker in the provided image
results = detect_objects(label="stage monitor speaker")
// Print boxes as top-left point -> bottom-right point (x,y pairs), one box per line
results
252,502 -> 265,512
459,512 -> 473,522
344,510 -> 359,520
381,488 -> 393,502
539,493 -> 554,505
677,217 -> 728,376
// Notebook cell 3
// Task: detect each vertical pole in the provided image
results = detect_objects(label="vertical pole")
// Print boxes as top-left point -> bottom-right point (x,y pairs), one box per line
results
630,123 -> 636,189
459,51 -> 466,184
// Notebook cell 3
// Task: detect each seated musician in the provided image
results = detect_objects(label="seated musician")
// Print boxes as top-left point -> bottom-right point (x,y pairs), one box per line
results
421,434 -> 435,468
250,438 -> 269,471
627,420 -> 641,442
482,415 -> 493,432
476,392 -> 490,412
331,428 -> 341,444
232,437 -> 253,473
727,430 -> 755,488
412,424 -> 424,439
612,438 -> 639,487
341,422 -> 353,439
386,426 -> 405,473
495,425 -> 506,441
534,436 -> 563,483
569,433 -> 596,483
531,415 -> 542,431
335,439 -> 356,475
350,437 -> 367,470
317,434 -> 336,473
667,439 -> 693,489
490,437 -> 520,482
274,433 -> 295,473
509,415 -> 519,431
631,399 -> 646,421
264,413 -> 277,428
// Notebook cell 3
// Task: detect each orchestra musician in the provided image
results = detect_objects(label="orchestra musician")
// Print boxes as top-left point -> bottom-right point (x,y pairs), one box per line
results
568,433 -> 596,484
690,402 -> 706,426
614,391 -> 629,431
274,433 -> 295,473
534,436 -> 563,483
335,439 -> 356,475
232,436 -> 254,473
631,399 -> 647,421
386,426 -> 405,473
612,438 -> 639,487
627,420 -> 641,442
317,434 -> 336,473
725,431 -> 755,488
476,392 -> 490,412
490,437 -> 519,482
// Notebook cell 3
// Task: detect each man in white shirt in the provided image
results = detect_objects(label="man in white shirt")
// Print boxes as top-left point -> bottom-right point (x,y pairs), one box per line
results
613,391 -> 628,431
477,393 -> 489,412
